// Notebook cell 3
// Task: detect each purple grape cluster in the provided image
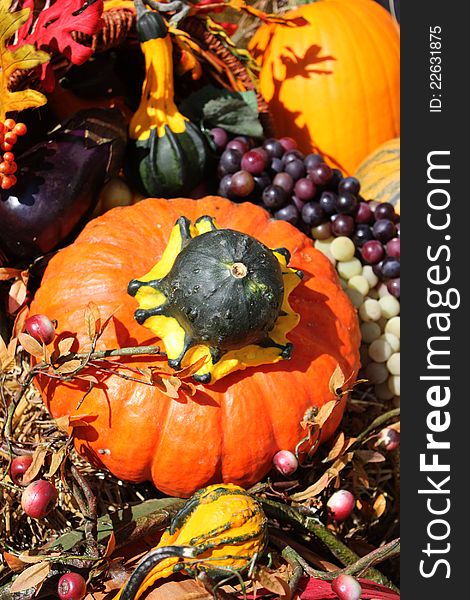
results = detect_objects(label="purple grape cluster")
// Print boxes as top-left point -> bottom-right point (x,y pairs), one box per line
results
212,128 -> 400,298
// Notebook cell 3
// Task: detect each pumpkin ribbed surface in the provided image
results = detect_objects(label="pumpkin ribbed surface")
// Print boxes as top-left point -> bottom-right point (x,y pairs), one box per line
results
249,0 -> 400,175
355,137 -> 400,213
30,197 -> 360,497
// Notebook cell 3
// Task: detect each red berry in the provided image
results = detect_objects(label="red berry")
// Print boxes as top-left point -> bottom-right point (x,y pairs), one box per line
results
376,427 -> 400,451
331,574 -> 362,600
9,455 -> 33,485
25,314 -> 56,345
57,572 -> 87,600
1,142 -> 13,151
3,151 -> 14,162
273,450 -> 299,476
327,489 -> 355,522
21,480 -> 58,519
4,132 -> 17,145
13,122 -> 27,136
4,118 -> 16,130
0,122 -> 4,134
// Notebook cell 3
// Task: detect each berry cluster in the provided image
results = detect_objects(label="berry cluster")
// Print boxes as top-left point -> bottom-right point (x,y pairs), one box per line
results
0,119 -> 27,190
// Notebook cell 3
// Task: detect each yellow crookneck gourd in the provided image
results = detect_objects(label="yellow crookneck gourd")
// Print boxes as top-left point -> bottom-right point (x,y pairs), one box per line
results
128,215 -> 303,383
115,484 -> 268,600
128,1 -> 210,197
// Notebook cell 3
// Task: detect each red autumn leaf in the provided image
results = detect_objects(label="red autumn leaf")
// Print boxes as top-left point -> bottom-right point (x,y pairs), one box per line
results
15,0 -> 104,90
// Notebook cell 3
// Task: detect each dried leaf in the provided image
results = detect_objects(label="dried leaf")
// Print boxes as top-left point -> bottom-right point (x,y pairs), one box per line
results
353,458 -> 370,489
12,304 -> 29,338
104,532 -> 116,558
85,301 -> 101,340
225,0 -> 307,26
22,447 -> 48,485
291,472 -> 330,501
255,565 -> 291,598
47,446 -> 68,478
355,450 -> 386,464
7,278 -> 27,314
373,494 -> 387,519
55,414 -> 93,432
3,552 -> 27,572
161,376 -> 182,399
315,399 -> 339,429
0,0 -> 49,120
18,333 -> 44,358
328,364 -> 345,397
175,355 -> 209,379
10,561 -> 50,593
58,336 -> 76,355
0,267 -> 22,281
76,374 -> 99,384
56,358 -> 83,374
0,335 -> 12,371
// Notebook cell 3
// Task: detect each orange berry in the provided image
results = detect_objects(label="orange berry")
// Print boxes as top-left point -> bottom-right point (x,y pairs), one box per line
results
0,162 -> 11,174
3,152 -> 14,162
4,118 -> 16,130
13,123 -> 27,136
1,142 -> 13,151
1,175 -> 13,189
9,174 -> 17,187
0,123 -> 4,134
4,132 -> 17,145
8,162 -> 17,174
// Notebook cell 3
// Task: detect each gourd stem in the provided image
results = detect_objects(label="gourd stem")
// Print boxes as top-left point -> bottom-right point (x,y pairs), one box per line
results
259,498 -> 397,589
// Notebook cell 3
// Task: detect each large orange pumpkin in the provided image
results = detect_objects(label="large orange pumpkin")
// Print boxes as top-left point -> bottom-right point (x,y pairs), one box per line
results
30,197 -> 360,497
249,0 -> 400,175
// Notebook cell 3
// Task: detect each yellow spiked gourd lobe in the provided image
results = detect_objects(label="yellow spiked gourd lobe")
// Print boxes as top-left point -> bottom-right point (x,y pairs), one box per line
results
128,215 -> 303,383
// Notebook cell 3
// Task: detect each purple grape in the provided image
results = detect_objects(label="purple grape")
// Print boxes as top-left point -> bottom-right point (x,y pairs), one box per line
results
263,138 -> 284,158
386,237 -> 400,258
226,139 -> 249,154
210,127 -> 229,151
285,159 -> 306,180
218,174 -> 233,197
283,150 -> 305,164
220,149 -> 242,174
372,219 -> 397,243
231,170 -> 255,197
262,185 -> 289,209
274,204 -> 299,224
331,214 -> 354,236
294,178 -> 316,201
361,240 -> 384,264
304,153 -> 324,170
387,278 -> 400,298
273,172 -> 294,194
352,224 -> 373,247
336,192 -> 358,215
301,202 -> 325,227
309,163 -> 333,185
241,150 -> 267,175
311,222 -> 333,240
279,137 -> 297,151
253,172 -> 271,194
292,195 -> 305,212
319,191 -> 337,215
355,202 -> 373,224
269,157 -> 284,175
374,202 -> 396,221
338,176 -> 360,196
330,168 -> 343,188
380,256 -> 400,279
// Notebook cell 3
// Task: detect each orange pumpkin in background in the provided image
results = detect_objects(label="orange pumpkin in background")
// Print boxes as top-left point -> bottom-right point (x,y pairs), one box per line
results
30,197 -> 360,497
249,0 -> 400,175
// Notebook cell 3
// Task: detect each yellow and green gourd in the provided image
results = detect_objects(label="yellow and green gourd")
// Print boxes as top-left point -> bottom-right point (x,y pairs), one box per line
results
127,2 -> 210,197
115,484 -> 268,600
